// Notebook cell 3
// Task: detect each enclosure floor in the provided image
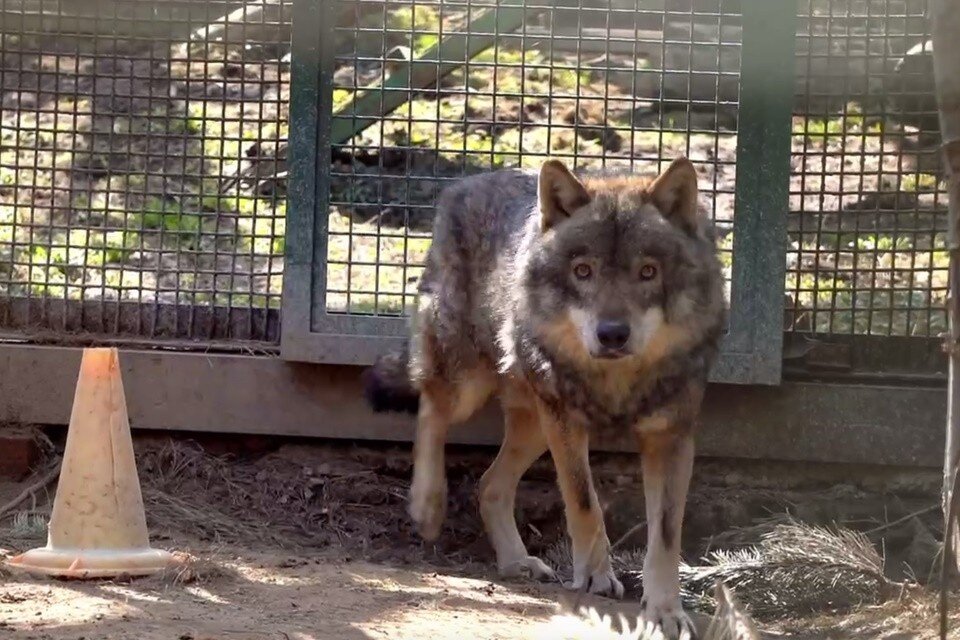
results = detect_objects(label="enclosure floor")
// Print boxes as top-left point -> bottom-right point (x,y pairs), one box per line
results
0,439 -> 952,639
0,551 -> 577,640
0,546 -> 949,640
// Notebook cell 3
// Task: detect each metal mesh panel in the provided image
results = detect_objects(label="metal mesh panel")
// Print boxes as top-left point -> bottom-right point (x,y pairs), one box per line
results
0,0 -> 289,347
787,0 -> 947,337
1,0 -> 947,358
326,0 -> 741,317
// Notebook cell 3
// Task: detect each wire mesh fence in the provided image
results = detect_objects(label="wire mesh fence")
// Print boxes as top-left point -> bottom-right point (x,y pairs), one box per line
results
0,0 -> 289,346
0,0 -> 949,361
326,0 -> 741,317
787,0 -> 947,338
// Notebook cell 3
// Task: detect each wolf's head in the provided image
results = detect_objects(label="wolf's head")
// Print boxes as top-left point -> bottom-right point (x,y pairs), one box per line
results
523,157 -> 725,365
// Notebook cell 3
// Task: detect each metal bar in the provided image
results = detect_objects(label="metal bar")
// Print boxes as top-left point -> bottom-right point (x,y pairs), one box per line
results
931,0 -> 960,584
0,297 -> 280,345
328,0 -> 528,145
0,344 -> 945,468
782,333 -> 947,378
724,0 -> 797,383
281,0 -> 330,357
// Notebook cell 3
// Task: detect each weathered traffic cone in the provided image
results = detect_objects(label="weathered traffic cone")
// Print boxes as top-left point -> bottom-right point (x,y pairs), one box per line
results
4,348 -> 176,578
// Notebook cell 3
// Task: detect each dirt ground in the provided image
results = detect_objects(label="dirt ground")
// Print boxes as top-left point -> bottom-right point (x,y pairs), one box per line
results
0,435 -> 957,639
1,548 -> 585,640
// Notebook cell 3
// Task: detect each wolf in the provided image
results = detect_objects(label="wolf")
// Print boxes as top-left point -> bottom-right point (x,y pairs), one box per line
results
364,157 -> 726,639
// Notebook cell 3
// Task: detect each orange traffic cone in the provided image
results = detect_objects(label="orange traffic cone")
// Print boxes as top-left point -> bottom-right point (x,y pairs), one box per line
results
5,348 -> 177,578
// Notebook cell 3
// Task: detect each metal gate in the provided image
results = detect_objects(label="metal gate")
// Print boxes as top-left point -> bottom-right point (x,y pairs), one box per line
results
281,0 -> 796,385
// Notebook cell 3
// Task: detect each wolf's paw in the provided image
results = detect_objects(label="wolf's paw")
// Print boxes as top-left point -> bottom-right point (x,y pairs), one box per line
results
408,481 -> 447,541
499,556 -> 557,582
567,567 -> 625,599
640,597 -> 696,640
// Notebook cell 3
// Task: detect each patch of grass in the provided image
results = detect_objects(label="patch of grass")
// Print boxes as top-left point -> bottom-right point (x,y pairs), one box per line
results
185,102 -> 208,133
140,198 -> 202,233
902,173 -> 939,192
198,102 -> 237,164
793,115 -> 845,143
201,194 -> 227,212
717,233 -> 734,270
333,89 -> 354,111
220,293 -> 272,308
325,220 -> 429,314
3,511 -> 47,541
551,67 -> 593,93
0,205 -> 14,243
238,215 -> 286,255
27,245 -> 67,298
794,103 -> 865,144
789,230 -> 949,336
387,5 -> 441,56
199,177 -> 232,211
633,129 -> 689,150
235,196 -> 261,216
413,33 -> 440,54
106,231 -> 139,265
473,47 -> 530,66
173,115 -> 205,136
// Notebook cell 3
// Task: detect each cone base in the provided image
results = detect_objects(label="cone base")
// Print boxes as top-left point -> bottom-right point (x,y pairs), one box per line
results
4,547 -> 177,579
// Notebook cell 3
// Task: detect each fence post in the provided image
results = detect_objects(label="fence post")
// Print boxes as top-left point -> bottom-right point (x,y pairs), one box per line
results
725,0 -> 796,383
931,0 -> 960,635
281,0 -> 334,356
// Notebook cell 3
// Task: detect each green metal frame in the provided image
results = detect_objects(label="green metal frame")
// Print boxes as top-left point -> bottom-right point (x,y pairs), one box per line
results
716,0 -> 797,383
282,0 -> 798,385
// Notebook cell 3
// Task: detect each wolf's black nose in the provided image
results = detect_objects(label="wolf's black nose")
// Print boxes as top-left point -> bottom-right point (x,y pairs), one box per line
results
596,321 -> 630,350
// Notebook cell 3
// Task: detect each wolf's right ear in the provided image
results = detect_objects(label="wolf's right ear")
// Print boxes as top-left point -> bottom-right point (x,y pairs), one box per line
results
648,157 -> 699,233
538,159 -> 591,231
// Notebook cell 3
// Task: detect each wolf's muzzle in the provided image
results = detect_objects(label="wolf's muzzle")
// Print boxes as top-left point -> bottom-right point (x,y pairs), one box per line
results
596,320 -> 631,352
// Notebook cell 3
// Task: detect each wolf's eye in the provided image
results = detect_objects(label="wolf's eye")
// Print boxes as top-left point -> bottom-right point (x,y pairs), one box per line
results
573,263 -> 593,280
639,264 -> 658,280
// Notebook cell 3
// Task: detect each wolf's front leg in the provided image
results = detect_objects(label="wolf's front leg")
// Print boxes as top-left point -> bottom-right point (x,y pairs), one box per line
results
409,390 -> 451,541
639,432 -> 696,640
541,412 -> 624,598
410,370 -> 497,541
479,390 -> 556,582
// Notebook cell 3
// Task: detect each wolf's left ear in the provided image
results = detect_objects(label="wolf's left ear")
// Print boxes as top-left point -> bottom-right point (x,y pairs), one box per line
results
538,159 -> 591,231
649,157 -> 699,233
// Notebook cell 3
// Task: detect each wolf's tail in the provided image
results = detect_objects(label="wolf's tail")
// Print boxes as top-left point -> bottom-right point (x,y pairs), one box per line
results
362,342 -> 420,415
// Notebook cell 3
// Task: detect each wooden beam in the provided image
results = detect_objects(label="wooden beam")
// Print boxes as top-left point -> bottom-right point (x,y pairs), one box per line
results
0,344 -> 945,468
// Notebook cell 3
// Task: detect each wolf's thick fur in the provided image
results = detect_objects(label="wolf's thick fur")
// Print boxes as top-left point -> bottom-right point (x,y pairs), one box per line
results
364,158 -> 726,639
